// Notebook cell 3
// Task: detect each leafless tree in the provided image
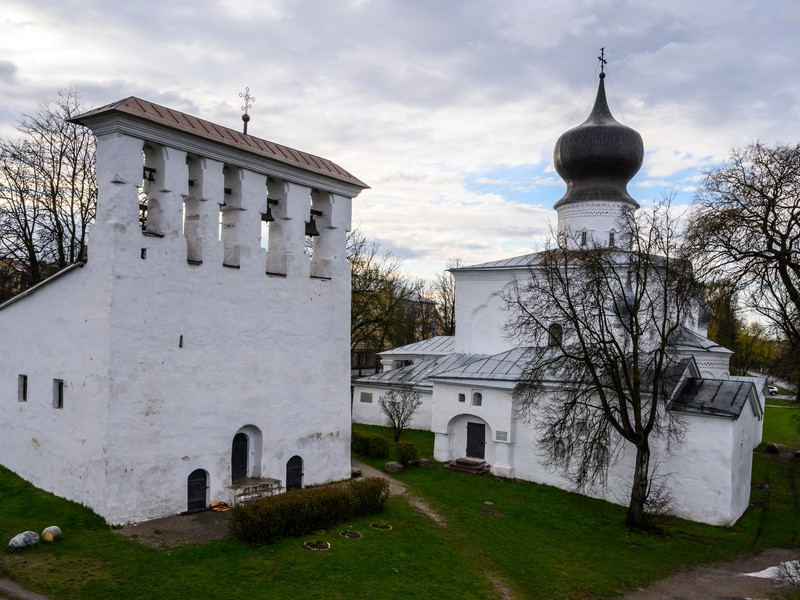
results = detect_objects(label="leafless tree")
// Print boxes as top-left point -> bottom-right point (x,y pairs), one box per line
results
686,142 -> 800,398
348,228 -> 426,354
428,257 -> 462,336
503,203 -> 700,529
378,385 -> 422,442
0,87 -> 96,296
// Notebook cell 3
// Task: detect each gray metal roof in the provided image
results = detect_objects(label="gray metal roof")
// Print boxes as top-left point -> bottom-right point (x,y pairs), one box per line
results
379,336 -> 454,357
431,347 -> 539,382
357,353 -> 487,387
674,327 -> 732,355
670,378 -> 758,418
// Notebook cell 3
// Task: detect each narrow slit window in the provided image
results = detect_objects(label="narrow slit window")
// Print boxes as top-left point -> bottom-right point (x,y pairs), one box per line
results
472,392 -> 483,407
18,374 -> 27,402
53,379 -> 64,409
580,231 -> 588,246
608,231 -> 615,247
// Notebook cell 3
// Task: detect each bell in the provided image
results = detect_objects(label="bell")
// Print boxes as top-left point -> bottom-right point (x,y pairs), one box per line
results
261,207 -> 275,223
305,216 -> 320,237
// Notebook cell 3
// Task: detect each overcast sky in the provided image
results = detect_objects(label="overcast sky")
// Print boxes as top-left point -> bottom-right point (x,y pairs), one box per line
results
1,1 -> 798,280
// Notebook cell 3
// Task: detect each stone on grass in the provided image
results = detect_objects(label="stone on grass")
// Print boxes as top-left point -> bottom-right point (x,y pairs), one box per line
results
766,443 -> 780,454
384,461 -> 405,473
9,531 -> 40,550
411,458 -> 434,468
42,526 -> 64,542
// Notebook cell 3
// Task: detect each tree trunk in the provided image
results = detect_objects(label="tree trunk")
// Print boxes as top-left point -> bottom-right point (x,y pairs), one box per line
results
625,441 -> 650,529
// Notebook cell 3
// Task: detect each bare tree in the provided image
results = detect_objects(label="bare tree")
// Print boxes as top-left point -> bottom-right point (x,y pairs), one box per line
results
686,142 -> 800,398
503,203 -> 700,529
378,385 -> 422,442
429,257 -> 462,336
348,229 -> 426,355
0,87 -> 96,295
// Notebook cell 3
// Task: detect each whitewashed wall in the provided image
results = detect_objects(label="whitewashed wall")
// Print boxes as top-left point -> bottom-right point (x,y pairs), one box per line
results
351,384 -> 433,431
430,379 -> 757,526
0,121 -> 358,523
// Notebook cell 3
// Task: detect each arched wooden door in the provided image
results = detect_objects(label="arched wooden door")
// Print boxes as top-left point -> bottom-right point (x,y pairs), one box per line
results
232,433 -> 248,482
286,455 -> 303,490
187,469 -> 208,510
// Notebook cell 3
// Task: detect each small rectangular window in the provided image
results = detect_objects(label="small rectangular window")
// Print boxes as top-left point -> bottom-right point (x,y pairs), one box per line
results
581,231 -> 587,246
53,379 -> 64,409
18,374 -> 27,402
360,391 -> 373,403
608,232 -> 615,247
458,393 -> 466,403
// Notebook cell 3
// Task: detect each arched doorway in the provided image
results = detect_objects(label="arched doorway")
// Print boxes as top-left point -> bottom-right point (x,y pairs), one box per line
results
232,432 -> 248,482
286,455 -> 303,490
187,469 -> 208,510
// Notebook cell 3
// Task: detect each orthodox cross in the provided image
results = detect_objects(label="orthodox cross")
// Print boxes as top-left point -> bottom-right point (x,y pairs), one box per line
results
598,47 -> 607,74
239,87 -> 256,134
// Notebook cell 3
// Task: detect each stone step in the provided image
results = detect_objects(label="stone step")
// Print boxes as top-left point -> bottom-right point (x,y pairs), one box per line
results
445,458 -> 490,475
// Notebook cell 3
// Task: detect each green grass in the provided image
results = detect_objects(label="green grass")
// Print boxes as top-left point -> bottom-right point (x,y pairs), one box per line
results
762,404 -> 800,446
2,418 -> 800,599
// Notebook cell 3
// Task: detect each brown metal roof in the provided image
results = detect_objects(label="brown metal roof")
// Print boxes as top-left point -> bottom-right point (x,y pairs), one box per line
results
72,97 -> 368,190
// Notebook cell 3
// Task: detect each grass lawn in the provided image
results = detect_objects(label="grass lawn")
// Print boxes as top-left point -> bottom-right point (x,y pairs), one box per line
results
1,416 -> 798,599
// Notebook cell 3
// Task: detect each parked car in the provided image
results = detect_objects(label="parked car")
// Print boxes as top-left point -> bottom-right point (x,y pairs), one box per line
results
767,385 -> 779,395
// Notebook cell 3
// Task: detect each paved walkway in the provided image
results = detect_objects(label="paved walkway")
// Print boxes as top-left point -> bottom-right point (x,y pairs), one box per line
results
351,458 -> 407,496
0,578 -> 49,600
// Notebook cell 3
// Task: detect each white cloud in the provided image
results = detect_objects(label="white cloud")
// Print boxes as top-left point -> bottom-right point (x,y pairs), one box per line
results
1,0 -> 797,279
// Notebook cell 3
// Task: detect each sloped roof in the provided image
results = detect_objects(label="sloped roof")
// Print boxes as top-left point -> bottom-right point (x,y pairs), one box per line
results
431,347 -> 539,382
670,378 -> 758,418
71,97 -> 368,190
674,326 -> 732,355
357,353 -> 486,387
453,253 -> 540,271
379,336 -> 454,357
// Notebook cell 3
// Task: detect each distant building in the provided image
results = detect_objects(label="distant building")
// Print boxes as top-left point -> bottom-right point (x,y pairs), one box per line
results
353,73 -> 764,526
0,97 -> 366,523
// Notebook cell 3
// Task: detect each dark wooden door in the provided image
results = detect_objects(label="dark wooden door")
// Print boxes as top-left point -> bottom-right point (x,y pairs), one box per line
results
187,469 -> 207,510
286,455 -> 303,490
232,433 -> 248,482
466,422 -> 486,459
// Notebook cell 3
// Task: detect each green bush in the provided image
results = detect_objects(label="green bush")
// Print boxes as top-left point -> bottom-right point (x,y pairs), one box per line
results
350,477 -> 390,515
352,429 -> 390,458
229,477 -> 389,546
395,441 -> 417,466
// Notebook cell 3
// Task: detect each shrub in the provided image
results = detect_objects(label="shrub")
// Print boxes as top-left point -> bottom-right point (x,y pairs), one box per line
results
352,429 -> 390,458
395,441 -> 417,466
229,477 -> 389,546
350,477 -> 389,515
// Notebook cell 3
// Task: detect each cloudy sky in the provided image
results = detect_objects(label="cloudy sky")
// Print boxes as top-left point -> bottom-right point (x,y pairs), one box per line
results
1,0 -> 798,280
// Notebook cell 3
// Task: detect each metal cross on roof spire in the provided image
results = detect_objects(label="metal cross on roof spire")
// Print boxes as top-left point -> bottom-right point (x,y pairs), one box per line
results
598,47 -> 607,75
239,87 -> 256,135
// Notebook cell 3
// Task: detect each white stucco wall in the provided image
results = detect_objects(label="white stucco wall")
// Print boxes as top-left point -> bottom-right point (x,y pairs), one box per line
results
0,264 -> 112,518
1,119 -> 359,524
453,272 -> 516,355
351,384 -> 432,431
429,380 -> 754,526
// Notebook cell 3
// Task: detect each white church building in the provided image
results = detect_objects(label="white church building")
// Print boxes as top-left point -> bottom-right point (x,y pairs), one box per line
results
353,72 -> 765,526
0,97 -> 366,524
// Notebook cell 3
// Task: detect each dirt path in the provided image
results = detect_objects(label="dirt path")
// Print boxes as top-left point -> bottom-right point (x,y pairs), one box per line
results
619,547 -> 800,600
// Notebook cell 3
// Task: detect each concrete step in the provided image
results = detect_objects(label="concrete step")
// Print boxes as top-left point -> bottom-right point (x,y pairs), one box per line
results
445,458 -> 490,475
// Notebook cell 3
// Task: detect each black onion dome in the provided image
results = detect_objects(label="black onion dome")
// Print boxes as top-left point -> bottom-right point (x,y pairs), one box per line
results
553,73 -> 643,209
